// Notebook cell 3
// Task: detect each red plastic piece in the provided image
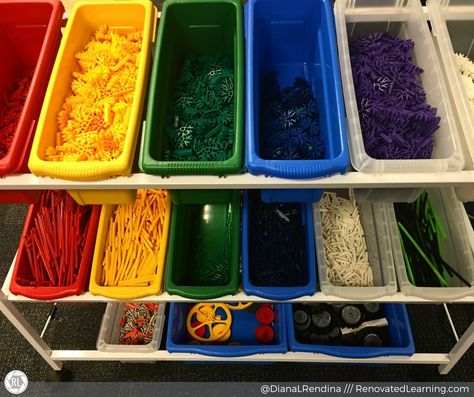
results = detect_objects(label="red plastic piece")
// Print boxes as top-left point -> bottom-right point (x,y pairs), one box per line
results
255,325 -> 274,344
10,191 -> 101,300
0,0 -> 63,203
256,306 -> 275,325
191,322 -> 206,338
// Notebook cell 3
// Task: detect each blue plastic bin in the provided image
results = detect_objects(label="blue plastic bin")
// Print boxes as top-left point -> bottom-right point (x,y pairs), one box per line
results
260,189 -> 323,204
286,304 -> 415,358
166,303 -> 289,357
242,191 -> 317,300
245,0 -> 349,179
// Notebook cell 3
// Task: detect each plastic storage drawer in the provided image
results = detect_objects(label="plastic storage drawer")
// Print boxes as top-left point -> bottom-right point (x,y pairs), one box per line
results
286,304 -> 415,358
313,190 -> 397,299
387,188 -> 474,300
9,199 -> 101,300
89,193 -> 172,300
166,303 -> 288,357
242,190 -> 317,300
245,0 -> 349,179
334,0 -> 464,174
139,0 -> 244,176
165,190 -> 241,300
97,302 -> 166,352
28,0 -> 157,204
0,0 -> 63,204
427,0 -> 474,201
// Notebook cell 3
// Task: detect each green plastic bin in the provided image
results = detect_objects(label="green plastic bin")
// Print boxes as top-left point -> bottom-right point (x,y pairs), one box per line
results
165,190 -> 241,299
139,0 -> 244,176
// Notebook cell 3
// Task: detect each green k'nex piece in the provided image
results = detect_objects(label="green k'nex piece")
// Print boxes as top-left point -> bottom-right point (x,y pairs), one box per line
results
165,53 -> 235,162
398,226 -> 416,285
398,222 -> 448,287
205,124 -> 222,139
173,148 -> 193,157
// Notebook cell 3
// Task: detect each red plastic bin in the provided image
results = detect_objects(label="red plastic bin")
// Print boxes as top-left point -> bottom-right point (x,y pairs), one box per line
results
9,196 -> 101,300
0,0 -> 64,203
0,191 -> 42,204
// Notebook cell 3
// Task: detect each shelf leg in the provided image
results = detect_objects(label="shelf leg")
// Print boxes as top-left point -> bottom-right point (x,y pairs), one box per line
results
438,320 -> 474,375
0,291 -> 62,371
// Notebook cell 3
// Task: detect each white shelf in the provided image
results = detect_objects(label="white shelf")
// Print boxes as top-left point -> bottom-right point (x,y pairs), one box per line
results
3,257 -> 473,304
49,350 -> 450,364
0,171 -> 473,190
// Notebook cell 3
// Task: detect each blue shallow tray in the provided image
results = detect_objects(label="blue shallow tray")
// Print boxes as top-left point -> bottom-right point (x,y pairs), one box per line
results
166,303 -> 289,357
286,304 -> 415,358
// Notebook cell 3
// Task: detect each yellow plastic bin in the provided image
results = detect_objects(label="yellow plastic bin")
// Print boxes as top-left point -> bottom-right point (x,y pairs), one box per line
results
28,0 -> 157,204
89,190 -> 172,299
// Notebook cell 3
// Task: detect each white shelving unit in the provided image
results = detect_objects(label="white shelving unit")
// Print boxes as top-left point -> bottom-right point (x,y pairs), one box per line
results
0,2 -> 473,377
1,235 -> 473,375
0,171 -> 472,189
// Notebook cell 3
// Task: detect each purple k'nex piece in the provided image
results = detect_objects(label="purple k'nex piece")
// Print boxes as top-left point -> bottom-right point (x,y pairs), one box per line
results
350,32 -> 440,160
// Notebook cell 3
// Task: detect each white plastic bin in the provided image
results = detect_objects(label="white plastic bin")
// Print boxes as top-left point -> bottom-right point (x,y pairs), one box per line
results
97,302 -> 166,352
387,188 -> 474,300
334,0 -> 464,175
313,190 -> 397,299
427,0 -> 474,201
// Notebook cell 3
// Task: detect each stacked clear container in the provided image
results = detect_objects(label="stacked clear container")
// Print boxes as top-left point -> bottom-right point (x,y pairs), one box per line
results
387,188 -> 474,300
334,0 -> 465,202
313,190 -> 397,299
427,0 -> 474,201
97,303 -> 166,353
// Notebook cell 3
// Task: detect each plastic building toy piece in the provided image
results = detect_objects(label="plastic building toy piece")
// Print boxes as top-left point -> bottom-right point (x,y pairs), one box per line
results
248,191 -> 308,287
256,306 -> 275,325
320,190 -> 373,287
394,191 -> 471,288
119,303 -> 159,345
226,302 -> 253,311
165,54 -> 235,162
186,303 -> 232,342
0,70 -> 33,159
100,189 -> 168,287
18,191 -> 93,287
349,32 -> 440,160
292,303 -> 390,347
255,325 -> 274,344
259,72 -> 325,160
455,53 -> 474,113
45,25 -> 143,162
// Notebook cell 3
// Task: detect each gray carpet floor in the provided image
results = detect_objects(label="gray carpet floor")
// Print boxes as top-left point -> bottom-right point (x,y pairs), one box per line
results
0,203 -> 473,382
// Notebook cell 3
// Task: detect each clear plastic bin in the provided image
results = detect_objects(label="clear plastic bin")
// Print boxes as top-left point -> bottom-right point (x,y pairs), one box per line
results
334,0 -> 464,175
353,188 -> 422,204
462,203 -> 474,257
387,188 -> 474,300
97,302 -> 165,352
427,0 -> 474,201
313,190 -> 397,299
